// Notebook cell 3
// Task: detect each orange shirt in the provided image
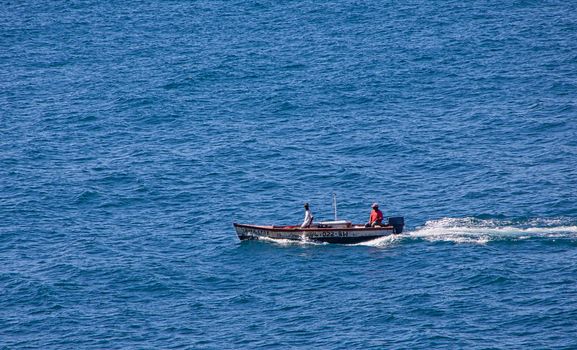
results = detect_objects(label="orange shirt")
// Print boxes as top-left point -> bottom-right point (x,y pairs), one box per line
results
370,209 -> 383,224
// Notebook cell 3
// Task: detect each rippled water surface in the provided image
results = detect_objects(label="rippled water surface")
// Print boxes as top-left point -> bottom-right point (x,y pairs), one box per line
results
2,0 -> 577,348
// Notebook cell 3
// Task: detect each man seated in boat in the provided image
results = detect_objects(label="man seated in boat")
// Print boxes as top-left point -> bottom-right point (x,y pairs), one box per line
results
367,203 -> 383,227
301,203 -> 314,228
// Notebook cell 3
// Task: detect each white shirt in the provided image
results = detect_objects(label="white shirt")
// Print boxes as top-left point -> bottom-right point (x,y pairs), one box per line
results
301,209 -> 313,228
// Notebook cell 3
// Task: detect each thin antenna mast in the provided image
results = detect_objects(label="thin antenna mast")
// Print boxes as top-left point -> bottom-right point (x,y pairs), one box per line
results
333,193 -> 338,221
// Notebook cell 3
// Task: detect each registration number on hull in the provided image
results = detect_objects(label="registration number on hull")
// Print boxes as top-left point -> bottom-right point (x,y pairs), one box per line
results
238,227 -> 385,240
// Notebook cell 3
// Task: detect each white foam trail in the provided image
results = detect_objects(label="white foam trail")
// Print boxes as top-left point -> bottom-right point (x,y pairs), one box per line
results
408,217 -> 577,244
255,236 -> 327,246
354,233 -> 405,247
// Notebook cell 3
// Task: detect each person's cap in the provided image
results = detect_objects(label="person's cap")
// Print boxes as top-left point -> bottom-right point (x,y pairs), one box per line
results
304,202 -> 309,207
371,203 -> 378,208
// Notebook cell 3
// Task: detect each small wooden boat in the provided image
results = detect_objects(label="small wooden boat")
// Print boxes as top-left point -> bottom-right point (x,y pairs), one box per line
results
234,217 -> 404,244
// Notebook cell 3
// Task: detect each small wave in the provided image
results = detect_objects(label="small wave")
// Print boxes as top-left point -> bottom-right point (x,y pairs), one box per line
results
408,217 -> 577,244
73,190 -> 99,204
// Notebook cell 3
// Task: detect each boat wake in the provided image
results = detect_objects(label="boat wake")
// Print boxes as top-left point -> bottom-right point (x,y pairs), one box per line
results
406,217 -> 577,245
353,233 -> 404,247
255,236 -> 329,246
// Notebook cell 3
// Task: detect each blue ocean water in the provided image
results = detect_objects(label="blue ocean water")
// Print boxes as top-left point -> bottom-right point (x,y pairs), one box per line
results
2,0 -> 577,348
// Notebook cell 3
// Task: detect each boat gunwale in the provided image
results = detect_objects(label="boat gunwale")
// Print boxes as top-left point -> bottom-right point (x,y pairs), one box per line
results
233,223 -> 396,232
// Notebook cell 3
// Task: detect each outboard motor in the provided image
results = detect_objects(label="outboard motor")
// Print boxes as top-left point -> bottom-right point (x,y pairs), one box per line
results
388,217 -> 404,234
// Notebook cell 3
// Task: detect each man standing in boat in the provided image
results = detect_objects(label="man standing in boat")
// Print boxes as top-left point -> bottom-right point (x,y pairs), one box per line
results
301,203 -> 314,228
368,203 -> 383,227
